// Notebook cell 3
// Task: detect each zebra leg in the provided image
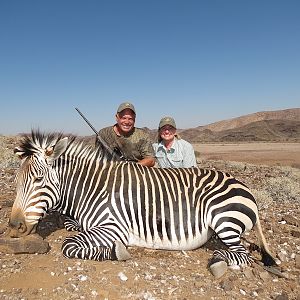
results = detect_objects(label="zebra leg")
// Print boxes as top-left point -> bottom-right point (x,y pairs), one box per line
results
208,229 -> 253,278
64,216 -> 82,232
61,227 -> 131,261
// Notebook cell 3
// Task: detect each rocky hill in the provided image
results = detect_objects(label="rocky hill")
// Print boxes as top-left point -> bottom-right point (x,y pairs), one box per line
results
197,108 -> 300,132
176,108 -> 300,143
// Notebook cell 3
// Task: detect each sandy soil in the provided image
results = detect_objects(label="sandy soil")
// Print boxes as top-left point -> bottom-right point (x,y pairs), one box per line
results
194,142 -> 300,168
0,142 -> 300,300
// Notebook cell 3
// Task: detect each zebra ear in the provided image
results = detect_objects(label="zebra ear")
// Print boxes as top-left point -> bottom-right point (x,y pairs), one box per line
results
46,137 -> 68,164
14,147 -> 26,159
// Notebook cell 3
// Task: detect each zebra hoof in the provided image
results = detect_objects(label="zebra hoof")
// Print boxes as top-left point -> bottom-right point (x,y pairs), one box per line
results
114,240 -> 131,261
209,260 -> 228,278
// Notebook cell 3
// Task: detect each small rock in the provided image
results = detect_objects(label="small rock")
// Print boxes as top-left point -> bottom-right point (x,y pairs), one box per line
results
78,274 -> 88,281
118,272 -> 128,281
291,229 -> 300,238
282,215 -> 299,227
243,268 -> 254,279
66,283 -> 78,292
145,273 -> 152,280
250,290 -> 259,297
0,234 -> 50,254
220,279 -> 234,291
295,254 -> 300,269
255,287 -> 264,295
0,225 -> 6,235
142,291 -> 155,300
275,291 -> 289,300
277,250 -> 288,262
259,270 -> 272,281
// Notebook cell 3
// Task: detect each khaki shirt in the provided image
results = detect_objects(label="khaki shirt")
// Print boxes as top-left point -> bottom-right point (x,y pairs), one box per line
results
97,126 -> 154,161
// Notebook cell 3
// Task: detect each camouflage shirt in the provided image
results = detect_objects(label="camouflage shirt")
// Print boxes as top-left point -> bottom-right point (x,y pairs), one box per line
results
96,125 -> 154,161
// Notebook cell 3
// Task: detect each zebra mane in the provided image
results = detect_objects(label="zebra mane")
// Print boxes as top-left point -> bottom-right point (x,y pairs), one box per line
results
15,130 -> 119,161
14,130 -> 74,158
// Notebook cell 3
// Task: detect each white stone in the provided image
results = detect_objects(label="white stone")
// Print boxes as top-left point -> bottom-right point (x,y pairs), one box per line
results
118,272 -> 128,281
251,291 -> 258,297
78,274 -> 88,281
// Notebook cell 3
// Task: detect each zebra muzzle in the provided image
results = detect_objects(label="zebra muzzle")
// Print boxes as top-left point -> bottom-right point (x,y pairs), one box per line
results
8,208 -> 38,237
8,220 -> 38,238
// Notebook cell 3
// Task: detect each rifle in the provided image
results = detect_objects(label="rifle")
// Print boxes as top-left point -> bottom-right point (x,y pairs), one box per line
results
75,107 -> 138,162
75,107 -> 119,158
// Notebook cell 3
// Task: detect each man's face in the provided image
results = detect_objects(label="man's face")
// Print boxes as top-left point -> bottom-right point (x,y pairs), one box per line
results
159,125 -> 176,142
116,108 -> 135,134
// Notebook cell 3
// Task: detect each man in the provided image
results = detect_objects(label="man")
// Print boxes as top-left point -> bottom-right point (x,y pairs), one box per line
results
153,116 -> 197,168
96,102 -> 155,167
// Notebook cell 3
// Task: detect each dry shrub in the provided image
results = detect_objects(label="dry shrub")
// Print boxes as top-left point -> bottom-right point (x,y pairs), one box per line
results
264,176 -> 300,203
0,136 -> 19,168
220,161 -> 247,172
251,189 -> 273,210
278,166 -> 300,184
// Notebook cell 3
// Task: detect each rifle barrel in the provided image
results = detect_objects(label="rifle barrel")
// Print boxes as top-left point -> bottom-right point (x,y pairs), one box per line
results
75,107 -> 117,157
75,107 -> 98,135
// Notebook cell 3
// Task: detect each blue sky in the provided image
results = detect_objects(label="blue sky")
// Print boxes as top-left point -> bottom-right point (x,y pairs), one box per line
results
1,1 -> 299,135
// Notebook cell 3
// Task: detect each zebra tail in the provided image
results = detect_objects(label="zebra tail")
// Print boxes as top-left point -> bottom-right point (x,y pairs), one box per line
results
253,217 -> 277,266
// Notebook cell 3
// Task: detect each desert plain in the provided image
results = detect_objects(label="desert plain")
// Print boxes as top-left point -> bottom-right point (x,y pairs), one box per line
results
194,142 -> 300,168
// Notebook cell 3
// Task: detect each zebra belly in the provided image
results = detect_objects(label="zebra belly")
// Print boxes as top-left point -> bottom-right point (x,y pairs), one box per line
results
127,228 -> 214,251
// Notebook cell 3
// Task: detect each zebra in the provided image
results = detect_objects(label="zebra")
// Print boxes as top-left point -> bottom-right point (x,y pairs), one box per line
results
9,131 -> 277,277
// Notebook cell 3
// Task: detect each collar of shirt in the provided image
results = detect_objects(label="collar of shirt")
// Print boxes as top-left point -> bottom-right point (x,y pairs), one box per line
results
157,138 -> 178,153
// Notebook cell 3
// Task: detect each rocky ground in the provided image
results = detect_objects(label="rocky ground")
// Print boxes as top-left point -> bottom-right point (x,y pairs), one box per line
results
0,136 -> 299,300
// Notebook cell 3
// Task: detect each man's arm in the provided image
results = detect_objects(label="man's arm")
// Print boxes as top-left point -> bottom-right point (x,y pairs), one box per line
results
138,130 -> 156,167
138,156 -> 155,167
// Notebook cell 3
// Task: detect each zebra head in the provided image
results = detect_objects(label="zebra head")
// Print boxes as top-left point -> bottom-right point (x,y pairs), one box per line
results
9,131 -> 68,238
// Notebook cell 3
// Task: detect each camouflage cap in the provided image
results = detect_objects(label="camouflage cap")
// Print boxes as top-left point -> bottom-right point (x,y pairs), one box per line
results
117,102 -> 136,114
159,116 -> 176,129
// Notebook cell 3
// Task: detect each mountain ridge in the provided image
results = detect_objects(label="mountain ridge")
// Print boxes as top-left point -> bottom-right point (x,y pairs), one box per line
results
148,108 -> 300,143
196,107 -> 300,132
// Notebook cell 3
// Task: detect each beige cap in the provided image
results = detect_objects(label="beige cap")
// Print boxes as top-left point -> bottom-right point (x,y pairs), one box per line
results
159,116 -> 176,129
117,102 -> 136,114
